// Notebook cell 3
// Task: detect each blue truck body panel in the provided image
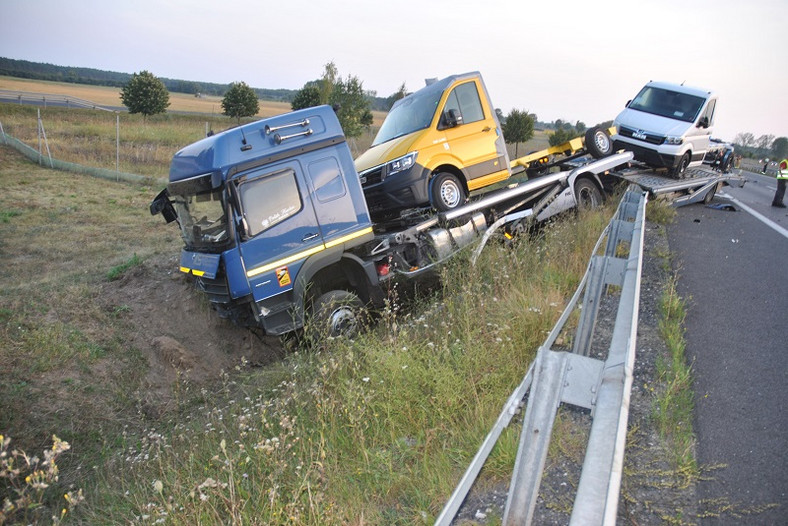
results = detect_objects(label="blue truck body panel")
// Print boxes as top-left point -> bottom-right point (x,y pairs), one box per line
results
165,106 -> 375,333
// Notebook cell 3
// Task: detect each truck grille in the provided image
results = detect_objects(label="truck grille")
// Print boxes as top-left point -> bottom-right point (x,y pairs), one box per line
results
619,126 -> 665,145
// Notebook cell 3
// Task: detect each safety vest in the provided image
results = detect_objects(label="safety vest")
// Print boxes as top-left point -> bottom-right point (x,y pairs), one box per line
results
779,159 -> 788,180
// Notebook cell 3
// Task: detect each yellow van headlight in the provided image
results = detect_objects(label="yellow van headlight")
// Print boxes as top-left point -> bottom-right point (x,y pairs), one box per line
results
386,151 -> 418,176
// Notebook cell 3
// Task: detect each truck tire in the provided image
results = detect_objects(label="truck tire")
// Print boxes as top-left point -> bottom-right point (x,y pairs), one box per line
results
430,172 -> 466,211
671,152 -> 691,179
575,178 -> 604,210
308,290 -> 367,340
585,127 -> 613,159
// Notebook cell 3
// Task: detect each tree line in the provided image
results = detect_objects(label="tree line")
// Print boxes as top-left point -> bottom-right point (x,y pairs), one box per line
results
0,57 -> 394,108
7,56 -> 616,146
732,133 -> 788,161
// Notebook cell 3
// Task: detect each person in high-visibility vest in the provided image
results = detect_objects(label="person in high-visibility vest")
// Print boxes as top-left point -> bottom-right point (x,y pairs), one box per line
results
773,158 -> 788,208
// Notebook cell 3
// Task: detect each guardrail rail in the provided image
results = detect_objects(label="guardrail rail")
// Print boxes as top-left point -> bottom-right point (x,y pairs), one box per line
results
437,187 -> 648,525
0,89 -> 116,112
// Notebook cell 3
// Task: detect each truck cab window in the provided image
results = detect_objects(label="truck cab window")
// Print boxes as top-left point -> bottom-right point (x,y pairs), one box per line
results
443,82 -> 484,126
308,157 -> 347,203
170,189 -> 229,249
237,169 -> 302,237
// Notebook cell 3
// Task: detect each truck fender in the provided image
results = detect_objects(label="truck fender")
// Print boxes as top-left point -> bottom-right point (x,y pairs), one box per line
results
291,248 -> 383,327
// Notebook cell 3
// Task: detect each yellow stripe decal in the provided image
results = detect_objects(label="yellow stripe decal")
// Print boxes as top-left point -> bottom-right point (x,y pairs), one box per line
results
324,226 -> 373,249
179,266 -> 190,274
246,227 -> 374,279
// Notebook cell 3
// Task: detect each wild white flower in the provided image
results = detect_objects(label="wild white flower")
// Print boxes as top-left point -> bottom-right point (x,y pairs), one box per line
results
362,377 -> 370,383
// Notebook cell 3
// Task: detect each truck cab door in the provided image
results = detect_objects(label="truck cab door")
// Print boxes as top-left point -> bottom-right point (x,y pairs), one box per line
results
439,79 -> 510,190
304,152 -> 367,241
232,161 -> 323,303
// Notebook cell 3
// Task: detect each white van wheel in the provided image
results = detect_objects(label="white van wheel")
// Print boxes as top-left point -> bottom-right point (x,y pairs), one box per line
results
672,153 -> 691,179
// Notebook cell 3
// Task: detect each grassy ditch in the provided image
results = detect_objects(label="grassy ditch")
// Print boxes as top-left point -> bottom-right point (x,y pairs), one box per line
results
0,141 -> 622,523
79,211 -> 615,524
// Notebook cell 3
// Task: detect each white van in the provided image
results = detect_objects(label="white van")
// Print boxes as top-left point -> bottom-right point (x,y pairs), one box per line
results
612,81 -> 717,177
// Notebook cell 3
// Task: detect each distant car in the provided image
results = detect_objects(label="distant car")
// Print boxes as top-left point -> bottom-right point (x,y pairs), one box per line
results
612,81 -> 717,178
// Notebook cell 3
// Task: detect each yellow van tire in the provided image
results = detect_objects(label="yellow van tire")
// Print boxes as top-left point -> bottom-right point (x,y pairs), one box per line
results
430,172 -> 466,211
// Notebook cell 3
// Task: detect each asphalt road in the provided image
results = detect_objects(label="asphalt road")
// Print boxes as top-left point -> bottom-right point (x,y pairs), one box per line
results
666,169 -> 788,524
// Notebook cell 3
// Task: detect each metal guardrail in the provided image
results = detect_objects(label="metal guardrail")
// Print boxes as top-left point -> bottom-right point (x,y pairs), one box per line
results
437,188 -> 648,525
0,89 -> 117,112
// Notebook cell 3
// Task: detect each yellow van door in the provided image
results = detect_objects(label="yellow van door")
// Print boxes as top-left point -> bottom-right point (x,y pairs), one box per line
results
441,79 -> 509,190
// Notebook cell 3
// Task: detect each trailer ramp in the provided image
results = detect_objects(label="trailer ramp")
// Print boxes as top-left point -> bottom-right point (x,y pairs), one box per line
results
612,165 -> 745,207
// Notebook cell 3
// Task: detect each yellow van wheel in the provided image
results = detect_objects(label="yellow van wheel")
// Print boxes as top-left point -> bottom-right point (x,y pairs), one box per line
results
431,172 -> 466,211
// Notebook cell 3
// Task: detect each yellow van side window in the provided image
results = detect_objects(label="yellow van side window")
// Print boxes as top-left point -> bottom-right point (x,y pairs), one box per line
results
444,82 -> 484,125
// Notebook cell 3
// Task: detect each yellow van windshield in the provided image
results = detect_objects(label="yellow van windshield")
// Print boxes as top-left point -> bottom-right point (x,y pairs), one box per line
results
373,88 -> 443,146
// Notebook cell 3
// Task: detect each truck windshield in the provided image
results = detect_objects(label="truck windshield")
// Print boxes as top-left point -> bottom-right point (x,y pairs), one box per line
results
172,189 -> 230,250
628,86 -> 706,123
372,88 -> 443,146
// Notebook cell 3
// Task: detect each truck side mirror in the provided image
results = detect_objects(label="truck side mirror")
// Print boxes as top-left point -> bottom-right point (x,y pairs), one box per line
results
150,188 -> 178,223
443,108 -> 463,128
698,116 -> 710,129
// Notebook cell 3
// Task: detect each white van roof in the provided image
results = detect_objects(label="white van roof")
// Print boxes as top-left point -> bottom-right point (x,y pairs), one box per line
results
646,81 -> 714,99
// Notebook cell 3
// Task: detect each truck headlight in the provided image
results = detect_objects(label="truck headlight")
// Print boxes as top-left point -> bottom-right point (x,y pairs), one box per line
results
665,136 -> 683,145
386,151 -> 418,176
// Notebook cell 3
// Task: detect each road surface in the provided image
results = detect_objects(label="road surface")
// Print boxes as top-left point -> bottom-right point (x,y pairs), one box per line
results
667,168 -> 787,524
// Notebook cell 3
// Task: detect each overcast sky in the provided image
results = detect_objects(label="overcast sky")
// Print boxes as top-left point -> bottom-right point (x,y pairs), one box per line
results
2,0 -> 786,142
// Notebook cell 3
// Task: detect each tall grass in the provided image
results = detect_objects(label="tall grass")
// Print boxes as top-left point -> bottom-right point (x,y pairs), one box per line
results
0,103 -> 233,178
654,275 -> 697,475
0,101 -> 380,179
81,207 -> 616,524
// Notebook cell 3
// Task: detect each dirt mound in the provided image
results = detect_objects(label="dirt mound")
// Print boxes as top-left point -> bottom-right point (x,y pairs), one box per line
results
101,255 -> 284,410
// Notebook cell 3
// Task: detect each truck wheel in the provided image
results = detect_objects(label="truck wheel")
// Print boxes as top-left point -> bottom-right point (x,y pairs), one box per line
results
672,152 -> 691,179
430,172 -> 465,211
309,290 -> 367,340
575,178 -> 604,210
584,127 -> 613,159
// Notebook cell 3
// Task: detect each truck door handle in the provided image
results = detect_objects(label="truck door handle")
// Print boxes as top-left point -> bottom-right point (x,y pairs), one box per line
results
482,126 -> 491,132
302,232 -> 320,242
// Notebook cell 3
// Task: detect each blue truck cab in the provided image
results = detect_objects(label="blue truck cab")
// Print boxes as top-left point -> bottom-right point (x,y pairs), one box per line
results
150,106 -> 379,335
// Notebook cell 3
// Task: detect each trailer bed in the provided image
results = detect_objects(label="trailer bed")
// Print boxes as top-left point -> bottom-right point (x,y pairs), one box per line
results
610,164 -> 745,207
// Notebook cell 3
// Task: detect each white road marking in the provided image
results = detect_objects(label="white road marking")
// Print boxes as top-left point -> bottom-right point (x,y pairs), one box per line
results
718,192 -> 788,240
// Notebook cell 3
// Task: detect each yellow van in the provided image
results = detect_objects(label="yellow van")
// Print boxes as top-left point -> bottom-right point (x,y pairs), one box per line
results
355,72 -> 510,218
